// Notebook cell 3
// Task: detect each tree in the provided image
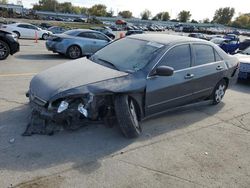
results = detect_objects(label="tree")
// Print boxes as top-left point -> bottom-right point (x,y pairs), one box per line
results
231,14 -> 250,29
88,4 -> 107,17
162,12 -> 170,21
140,9 -> 151,20
106,9 -> 114,17
33,0 -> 59,12
203,18 -> 210,23
213,7 -> 235,25
0,0 -> 8,4
118,10 -> 133,18
191,19 -> 198,23
178,10 -> 191,22
152,12 -> 170,21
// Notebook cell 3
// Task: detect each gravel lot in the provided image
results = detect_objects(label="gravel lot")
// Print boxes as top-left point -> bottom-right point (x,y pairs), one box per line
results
0,38 -> 250,188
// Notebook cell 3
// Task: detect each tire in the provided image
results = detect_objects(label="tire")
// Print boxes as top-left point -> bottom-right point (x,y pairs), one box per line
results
114,95 -> 142,138
211,79 -> 227,105
42,33 -> 49,40
13,31 -> 20,38
0,40 -> 10,60
66,45 -> 82,59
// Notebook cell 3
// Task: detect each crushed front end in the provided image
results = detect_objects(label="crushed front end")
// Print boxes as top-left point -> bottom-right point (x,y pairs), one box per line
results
24,91 -> 115,136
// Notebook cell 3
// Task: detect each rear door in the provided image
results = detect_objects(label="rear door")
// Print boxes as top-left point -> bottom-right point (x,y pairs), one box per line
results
145,44 -> 196,116
190,43 -> 226,99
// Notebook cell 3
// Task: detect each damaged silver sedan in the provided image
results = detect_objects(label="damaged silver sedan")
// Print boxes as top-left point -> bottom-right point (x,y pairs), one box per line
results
25,34 -> 239,138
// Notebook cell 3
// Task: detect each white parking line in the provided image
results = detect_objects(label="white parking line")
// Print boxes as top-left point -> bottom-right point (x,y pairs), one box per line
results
0,73 -> 37,77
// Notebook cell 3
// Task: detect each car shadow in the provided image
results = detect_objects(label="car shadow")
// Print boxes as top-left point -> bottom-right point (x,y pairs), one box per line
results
0,100 -> 224,175
15,54 -> 68,61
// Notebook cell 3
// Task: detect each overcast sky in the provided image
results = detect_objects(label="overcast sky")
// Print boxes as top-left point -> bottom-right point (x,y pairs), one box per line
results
10,0 -> 249,20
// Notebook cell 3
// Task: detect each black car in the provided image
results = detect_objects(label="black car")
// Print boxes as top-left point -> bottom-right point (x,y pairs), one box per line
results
0,30 -> 19,60
25,34 -> 239,138
239,38 -> 250,51
125,30 -> 144,36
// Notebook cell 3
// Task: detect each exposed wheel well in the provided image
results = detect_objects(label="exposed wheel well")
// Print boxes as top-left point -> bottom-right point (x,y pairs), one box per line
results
222,77 -> 229,88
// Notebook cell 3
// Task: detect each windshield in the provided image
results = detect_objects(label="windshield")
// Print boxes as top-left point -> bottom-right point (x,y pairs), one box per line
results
91,38 -> 164,72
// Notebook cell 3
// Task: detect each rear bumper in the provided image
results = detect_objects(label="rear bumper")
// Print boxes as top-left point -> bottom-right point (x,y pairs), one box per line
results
46,41 -> 66,54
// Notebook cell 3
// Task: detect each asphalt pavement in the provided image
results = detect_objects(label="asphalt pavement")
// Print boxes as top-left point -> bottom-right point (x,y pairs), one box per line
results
0,39 -> 250,188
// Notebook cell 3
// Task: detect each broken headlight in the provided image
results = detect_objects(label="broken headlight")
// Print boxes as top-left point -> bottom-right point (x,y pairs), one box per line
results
57,101 -> 69,113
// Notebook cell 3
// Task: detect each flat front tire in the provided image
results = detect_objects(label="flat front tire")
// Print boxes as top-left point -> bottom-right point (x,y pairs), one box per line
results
212,79 -> 227,105
114,95 -> 142,138
0,40 -> 10,60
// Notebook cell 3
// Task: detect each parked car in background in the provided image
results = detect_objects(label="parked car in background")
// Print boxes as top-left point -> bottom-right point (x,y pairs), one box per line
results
125,30 -> 144,36
0,30 -> 19,60
234,46 -> 250,80
0,23 -> 52,40
188,33 -> 208,40
26,34 -> 239,137
46,29 -> 112,59
211,37 -> 240,54
48,26 -> 67,34
239,38 -> 250,51
224,34 -> 239,41
90,27 -> 115,39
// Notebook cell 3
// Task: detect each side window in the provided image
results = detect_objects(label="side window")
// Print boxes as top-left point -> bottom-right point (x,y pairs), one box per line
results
17,24 -> 28,28
93,33 -> 108,41
193,44 -> 215,66
78,32 -> 95,39
27,25 -> 38,30
159,44 -> 191,71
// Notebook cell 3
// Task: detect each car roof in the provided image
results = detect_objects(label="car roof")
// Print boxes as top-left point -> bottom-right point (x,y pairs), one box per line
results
128,34 -> 206,45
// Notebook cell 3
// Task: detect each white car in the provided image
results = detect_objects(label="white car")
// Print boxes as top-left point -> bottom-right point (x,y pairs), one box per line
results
234,47 -> 250,79
0,23 -> 52,40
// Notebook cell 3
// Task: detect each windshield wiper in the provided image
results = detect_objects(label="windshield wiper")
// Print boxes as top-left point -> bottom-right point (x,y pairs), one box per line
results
97,58 -> 119,70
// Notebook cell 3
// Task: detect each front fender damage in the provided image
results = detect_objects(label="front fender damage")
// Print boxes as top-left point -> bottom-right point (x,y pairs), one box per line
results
23,75 -> 146,136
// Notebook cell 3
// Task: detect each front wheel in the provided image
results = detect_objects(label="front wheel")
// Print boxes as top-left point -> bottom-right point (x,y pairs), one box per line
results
42,33 -> 49,40
212,79 -> 227,105
114,95 -> 142,138
0,40 -> 10,60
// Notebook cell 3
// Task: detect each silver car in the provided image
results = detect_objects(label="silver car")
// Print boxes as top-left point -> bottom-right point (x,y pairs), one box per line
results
46,29 -> 112,59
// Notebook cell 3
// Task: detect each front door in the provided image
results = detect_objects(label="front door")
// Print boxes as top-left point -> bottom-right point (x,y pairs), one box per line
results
145,44 -> 196,116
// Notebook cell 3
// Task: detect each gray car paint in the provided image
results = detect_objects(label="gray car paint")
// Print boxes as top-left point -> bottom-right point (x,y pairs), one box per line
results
29,34 -> 239,119
30,58 -> 128,101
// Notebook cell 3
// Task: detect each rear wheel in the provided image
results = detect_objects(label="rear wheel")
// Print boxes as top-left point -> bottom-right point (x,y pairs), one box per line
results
67,45 -> 82,59
0,40 -> 10,60
114,95 -> 142,138
212,79 -> 227,105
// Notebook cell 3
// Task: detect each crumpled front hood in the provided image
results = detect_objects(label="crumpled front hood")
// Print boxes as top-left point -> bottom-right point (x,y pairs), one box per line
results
30,58 -> 128,101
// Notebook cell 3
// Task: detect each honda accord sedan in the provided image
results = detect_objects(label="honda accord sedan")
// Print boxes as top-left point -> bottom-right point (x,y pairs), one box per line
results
25,34 -> 239,138
46,29 -> 112,59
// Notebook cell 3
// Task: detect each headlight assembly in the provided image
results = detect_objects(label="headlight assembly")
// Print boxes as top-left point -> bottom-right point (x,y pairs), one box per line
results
57,101 -> 69,113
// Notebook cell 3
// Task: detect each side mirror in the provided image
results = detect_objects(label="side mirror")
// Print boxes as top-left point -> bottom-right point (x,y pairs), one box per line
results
155,66 -> 174,76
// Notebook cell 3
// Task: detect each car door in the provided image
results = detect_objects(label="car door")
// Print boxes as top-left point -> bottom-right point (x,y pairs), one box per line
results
26,25 -> 39,39
77,32 -> 96,54
16,24 -> 29,38
91,33 -> 110,51
145,44 -> 196,116
190,43 -> 226,99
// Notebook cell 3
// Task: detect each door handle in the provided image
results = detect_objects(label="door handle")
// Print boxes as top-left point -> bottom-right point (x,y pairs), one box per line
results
216,66 -> 223,70
184,73 -> 194,79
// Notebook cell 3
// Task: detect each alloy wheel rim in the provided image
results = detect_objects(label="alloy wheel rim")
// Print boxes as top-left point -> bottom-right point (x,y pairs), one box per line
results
69,46 -> 80,58
215,84 -> 225,102
129,100 -> 140,130
0,43 -> 7,58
